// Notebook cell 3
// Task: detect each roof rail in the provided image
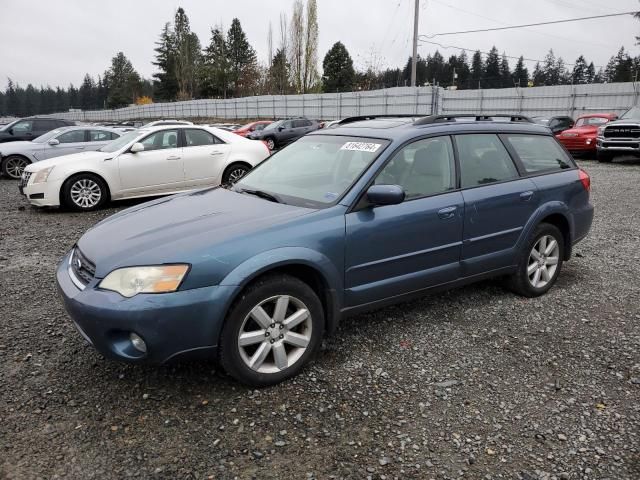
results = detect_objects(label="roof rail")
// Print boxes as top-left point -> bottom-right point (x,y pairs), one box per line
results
337,114 -> 421,125
414,114 -> 533,125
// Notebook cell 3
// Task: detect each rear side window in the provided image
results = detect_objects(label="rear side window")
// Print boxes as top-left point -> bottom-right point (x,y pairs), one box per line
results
184,129 -> 221,146
57,130 -> 86,143
455,134 -> 519,188
89,130 -> 115,141
504,135 -> 573,173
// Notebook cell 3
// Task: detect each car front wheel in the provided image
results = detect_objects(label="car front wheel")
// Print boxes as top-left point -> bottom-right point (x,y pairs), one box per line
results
265,137 -> 276,151
62,174 -> 108,211
220,274 -> 324,386
2,155 -> 31,179
507,223 -> 564,297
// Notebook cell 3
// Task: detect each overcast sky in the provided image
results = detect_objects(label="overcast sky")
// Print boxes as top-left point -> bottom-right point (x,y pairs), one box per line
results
1,0 -> 638,88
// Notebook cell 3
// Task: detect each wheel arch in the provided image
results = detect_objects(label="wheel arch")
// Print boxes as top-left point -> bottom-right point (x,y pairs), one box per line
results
219,248 -> 343,336
521,203 -> 573,261
59,170 -> 112,205
1,153 -> 32,176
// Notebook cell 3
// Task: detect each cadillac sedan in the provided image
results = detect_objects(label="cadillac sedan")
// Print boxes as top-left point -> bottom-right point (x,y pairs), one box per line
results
1,126 -> 120,179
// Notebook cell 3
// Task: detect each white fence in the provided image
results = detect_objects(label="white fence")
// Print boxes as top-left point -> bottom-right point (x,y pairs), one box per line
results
46,82 -> 639,122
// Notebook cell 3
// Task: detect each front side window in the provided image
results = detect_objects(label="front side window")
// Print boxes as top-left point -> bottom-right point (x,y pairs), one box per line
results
375,136 -> 455,199
184,129 -> 218,147
456,134 -> 519,188
504,134 -> 574,173
11,120 -> 33,133
57,130 -> 86,143
140,129 -> 179,151
235,135 -> 389,208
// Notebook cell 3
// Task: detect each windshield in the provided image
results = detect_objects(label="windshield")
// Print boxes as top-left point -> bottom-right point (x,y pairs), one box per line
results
33,128 -> 67,143
234,135 -> 390,208
621,107 -> 640,120
99,130 -> 140,153
575,117 -> 609,127
0,119 -> 19,132
533,117 -> 550,125
264,120 -> 283,131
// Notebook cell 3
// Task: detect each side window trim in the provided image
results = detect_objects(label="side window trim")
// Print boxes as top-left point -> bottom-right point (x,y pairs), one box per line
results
500,133 -> 577,177
138,129 -> 182,151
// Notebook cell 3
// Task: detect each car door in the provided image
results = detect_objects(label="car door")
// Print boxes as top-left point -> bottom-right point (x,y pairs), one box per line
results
344,136 -> 464,307
278,120 -> 295,143
181,128 -> 231,186
8,120 -> 34,141
40,129 -> 88,159
454,133 -> 539,277
117,129 -> 185,194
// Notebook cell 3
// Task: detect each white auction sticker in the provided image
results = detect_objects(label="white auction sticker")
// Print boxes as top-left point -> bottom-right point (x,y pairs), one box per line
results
340,142 -> 382,153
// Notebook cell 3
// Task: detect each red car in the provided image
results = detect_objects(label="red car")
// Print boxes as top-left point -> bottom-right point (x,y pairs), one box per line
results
556,113 -> 618,156
234,121 -> 273,137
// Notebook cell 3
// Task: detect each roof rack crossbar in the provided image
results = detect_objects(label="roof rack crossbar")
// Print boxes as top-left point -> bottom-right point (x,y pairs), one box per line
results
337,114 -> 422,125
414,114 -> 533,125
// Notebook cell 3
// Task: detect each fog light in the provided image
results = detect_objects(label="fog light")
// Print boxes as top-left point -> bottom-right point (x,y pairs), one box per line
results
129,332 -> 147,353
586,138 -> 592,145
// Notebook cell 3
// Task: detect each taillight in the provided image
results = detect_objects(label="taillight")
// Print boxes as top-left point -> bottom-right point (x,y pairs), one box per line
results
579,168 -> 591,192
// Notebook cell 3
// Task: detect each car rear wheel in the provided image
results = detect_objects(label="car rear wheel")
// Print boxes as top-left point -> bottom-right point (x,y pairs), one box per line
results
506,223 -> 564,297
222,163 -> 250,185
2,155 -> 31,179
265,137 -> 276,151
62,174 -> 108,211
219,274 -> 324,386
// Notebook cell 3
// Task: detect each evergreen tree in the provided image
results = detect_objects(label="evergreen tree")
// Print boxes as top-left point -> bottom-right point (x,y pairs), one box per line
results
455,51 -> 470,89
201,27 -> 230,98
425,51 -> 446,85
593,67 -> 605,83
585,62 -> 596,83
322,41 -> 355,93
402,56 -> 428,86
79,74 -> 96,110
104,52 -> 141,108
604,55 -> 617,82
499,53 -> 511,88
612,47 -> 634,82
24,84 -> 40,116
6,79 -> 19,115
483,47 -> 501,89
152,22 -> 179,101
173,8 -> 201,99
542,50 -> 559,85
512,56 -> 529,87
68,84 -> 79,109
556,58 -> 569,85
532,62 -> 545,86
571,55 -> 589,84
470,50 -> 483,88
226,18 -> 258,96
269,48 -> 291,94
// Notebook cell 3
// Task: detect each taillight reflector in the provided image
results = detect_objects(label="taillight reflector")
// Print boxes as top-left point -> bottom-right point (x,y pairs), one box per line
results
579,168 -> 591,192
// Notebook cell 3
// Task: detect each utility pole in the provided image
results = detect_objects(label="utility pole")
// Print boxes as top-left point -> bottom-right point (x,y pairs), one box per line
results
411,0 -> 419,87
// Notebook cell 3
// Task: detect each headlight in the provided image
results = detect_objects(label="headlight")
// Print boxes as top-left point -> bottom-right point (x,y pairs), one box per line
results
32,166 -> 55,184
597,126 -> 605,137
98,264 -> 189,297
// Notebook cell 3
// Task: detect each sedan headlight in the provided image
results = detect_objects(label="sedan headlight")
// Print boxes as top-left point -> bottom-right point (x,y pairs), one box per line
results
32,166 -> 55,184
597,126 -> 605,137
99,264 -> 189,297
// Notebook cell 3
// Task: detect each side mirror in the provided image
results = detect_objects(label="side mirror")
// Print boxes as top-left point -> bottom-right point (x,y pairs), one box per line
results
278,126 -> 285,131
130,142 -> 144,153
366,185 -> 405,206
8,128 -> 13,135
48,138 -> 60,146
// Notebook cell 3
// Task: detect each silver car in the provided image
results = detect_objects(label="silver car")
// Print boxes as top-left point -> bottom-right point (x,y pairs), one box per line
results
0,126 -> 121,179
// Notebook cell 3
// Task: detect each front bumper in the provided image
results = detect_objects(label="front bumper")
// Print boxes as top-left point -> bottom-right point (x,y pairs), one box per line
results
597,138 -> 640,153
56,251 -> 237,364
20,176 -> 64,207
558,137 -> 596,153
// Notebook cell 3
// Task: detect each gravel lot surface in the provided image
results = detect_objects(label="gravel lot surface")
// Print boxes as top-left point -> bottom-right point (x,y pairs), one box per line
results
1,159 -> 639,480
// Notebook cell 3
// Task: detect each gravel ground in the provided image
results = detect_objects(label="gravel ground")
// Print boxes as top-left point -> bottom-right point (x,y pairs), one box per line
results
1,158 -> 639,480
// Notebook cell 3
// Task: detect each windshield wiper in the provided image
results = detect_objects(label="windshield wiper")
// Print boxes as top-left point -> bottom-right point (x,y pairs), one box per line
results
237,188 -> 281,203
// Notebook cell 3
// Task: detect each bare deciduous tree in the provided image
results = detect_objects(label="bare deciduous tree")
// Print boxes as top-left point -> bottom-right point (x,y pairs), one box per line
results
289,1 -> 304,93
303,0 -> 319,92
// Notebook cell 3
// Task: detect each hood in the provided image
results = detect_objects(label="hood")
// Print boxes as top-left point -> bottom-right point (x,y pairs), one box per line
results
25,150 -> 110,171
558,126 -> 597,136
77,188 -> 314,280
604,118 -> 640,127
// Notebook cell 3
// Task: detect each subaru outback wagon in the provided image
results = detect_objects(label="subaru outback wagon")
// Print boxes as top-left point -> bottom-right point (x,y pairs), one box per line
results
57,114 -> 593,386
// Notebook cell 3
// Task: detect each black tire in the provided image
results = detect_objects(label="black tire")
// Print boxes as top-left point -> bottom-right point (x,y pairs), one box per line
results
61,173 -> 109,211
506,223 -> 565,298
219,274 -> 324,387
596,150 -> 613,163
264,137 -> 276,151
222,162 -> 250,185
2,155 -> 31,179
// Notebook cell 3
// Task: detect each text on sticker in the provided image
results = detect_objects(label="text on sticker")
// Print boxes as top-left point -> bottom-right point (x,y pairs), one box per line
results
340,142 -> 382,153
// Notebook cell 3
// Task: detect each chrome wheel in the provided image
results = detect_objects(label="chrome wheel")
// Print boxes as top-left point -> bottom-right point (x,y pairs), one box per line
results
266,138 -> 275,150
237,295 -> 312,374
228,167 -> 248,184
4,156 -> 29,179
527,234 -> 560,288
70,178 -> 102,209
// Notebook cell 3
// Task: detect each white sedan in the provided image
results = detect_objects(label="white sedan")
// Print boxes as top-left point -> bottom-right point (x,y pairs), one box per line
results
20,125 -> 270,211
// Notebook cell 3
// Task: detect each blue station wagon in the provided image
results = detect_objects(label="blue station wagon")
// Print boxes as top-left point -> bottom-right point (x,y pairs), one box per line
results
56,114 -> 594,386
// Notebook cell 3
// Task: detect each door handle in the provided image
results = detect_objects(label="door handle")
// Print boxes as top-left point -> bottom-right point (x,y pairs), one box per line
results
210,151 -> 223,156
75,146 -> 85,150
520,190 -> 534,201
167,156 -> 181,161
437,206 -> 457,219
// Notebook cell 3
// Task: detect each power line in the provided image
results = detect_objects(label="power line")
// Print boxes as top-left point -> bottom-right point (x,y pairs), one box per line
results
422,11 -> 637,38
417,38 -> 605,69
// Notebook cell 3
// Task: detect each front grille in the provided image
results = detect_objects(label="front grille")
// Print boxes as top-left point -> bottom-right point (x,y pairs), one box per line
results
603,125 -> 640,138
70,248 -> 96,286
20,172 -> 32,188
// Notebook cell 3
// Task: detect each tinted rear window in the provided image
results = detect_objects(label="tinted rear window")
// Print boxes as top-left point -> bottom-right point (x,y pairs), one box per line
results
504,134 -> 574,173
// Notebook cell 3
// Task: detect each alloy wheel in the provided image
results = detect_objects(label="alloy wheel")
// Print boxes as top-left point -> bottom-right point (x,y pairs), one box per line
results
228,167 -> 247,184
70,178 -> 102,209
266,138 -> 275,150
237,295 -> 312,374
527,234 -> 560,288
4,157 -> 29,179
